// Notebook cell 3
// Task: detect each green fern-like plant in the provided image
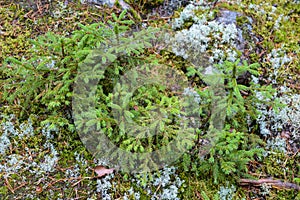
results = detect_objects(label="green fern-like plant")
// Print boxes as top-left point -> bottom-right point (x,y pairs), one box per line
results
199,125 -> 263,184
1,10 -> 138,130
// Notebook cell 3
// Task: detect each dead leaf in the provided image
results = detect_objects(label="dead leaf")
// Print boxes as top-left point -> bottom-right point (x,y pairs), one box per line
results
94,165 -> 114,178
36,185 -> 43,193
133,105 -> 139,111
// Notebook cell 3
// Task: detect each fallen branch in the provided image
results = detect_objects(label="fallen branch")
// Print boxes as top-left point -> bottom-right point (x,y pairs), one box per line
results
239,178 -> 300,191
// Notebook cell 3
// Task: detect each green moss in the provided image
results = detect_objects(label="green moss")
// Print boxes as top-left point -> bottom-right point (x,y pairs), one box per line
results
0,5 -> 31,61
236,15 -> 250,27
124,0 -> 164,8
240,0 -> 300,90
123,0 -> 164,19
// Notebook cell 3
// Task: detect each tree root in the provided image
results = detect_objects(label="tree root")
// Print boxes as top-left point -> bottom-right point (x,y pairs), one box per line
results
239,178 -> 300,191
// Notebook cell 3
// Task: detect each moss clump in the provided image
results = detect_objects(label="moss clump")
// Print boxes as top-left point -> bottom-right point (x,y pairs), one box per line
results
0,1 -> 124,62
125,0 -> 164,8
0,4 -> 32,62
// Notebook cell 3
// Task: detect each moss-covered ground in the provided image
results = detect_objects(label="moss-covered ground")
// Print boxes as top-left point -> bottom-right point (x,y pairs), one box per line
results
0,0 -> 299,199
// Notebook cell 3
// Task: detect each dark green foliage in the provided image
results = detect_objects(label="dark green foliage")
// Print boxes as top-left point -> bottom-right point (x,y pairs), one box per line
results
198,126 -> 263,184
1,10 -> 134,130
175,58 -> 275,185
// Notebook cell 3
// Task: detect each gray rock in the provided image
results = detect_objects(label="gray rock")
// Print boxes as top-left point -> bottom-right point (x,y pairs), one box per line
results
216,10 -> 240,25
215,9 -> 260,61
216,10 -> 245,52
157,0 -> 190,17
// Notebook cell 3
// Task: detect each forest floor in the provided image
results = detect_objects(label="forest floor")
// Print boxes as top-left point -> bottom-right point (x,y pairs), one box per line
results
0,0 -> 299,199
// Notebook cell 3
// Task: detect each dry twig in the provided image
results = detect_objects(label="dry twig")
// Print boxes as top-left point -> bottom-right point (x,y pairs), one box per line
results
239,178 -> 300,191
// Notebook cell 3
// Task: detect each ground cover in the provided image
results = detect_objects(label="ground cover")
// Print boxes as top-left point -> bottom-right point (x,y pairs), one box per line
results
0,0 -> 299,199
